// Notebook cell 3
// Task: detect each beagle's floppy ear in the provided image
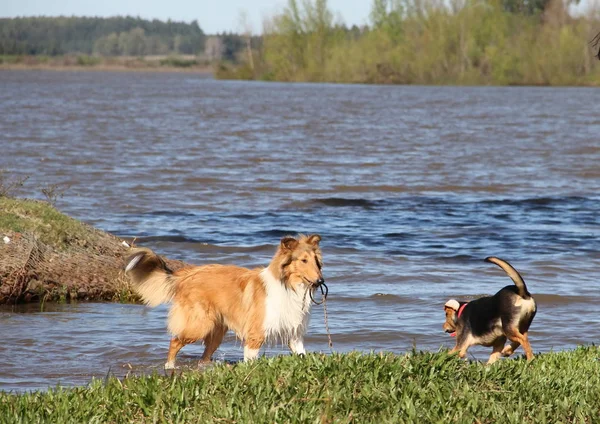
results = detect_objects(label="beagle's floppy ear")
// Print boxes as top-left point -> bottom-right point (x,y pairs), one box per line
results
444,299 -> 460,311
280,236 -> 299,251
306,234 -> 321,246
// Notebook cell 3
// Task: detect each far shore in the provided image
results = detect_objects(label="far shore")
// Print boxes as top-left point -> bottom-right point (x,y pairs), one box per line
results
0,63 -> 214,74
0,55 -> 214,74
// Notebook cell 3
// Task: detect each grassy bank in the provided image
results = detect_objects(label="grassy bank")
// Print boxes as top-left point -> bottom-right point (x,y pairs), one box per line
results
1,347 -> 599,422
0,197 -> 113,250
0,196 -> 135,303
0,196 -> 188,304
0,55 -> 213,73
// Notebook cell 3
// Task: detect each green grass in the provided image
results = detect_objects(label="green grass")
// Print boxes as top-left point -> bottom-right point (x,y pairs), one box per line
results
159,56 -> 199,68
0,54 -> 51,65
0,55 -> 24,64
214,62 -> 255,80
0,197 -> 103,250
2,347 -> 599,423
76,55 -> 101,66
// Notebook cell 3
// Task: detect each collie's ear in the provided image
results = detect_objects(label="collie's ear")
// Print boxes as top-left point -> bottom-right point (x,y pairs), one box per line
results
280,236 -> 299,251
307,234 -> 321,246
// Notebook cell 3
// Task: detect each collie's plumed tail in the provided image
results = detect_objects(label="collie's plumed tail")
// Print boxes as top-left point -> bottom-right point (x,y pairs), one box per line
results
485,256 -> 530,298
125,247 -> 175,307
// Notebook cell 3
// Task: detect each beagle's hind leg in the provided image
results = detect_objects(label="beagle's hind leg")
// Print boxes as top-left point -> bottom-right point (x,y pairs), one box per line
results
501,341 -> 521,357
505,329 -> 534,361
518,331 -> 534,360
502,317 -> 534,360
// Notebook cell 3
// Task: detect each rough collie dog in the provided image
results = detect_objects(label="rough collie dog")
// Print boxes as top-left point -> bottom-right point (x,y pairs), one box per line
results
443,257 -> 537,364
125,234 -> 324,369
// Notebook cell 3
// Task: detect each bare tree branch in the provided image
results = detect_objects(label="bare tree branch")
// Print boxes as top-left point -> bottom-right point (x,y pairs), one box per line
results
592,31 -> 600,60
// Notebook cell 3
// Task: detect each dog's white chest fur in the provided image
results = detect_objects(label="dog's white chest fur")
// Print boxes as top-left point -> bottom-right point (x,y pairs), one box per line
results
260,268 -> 311,343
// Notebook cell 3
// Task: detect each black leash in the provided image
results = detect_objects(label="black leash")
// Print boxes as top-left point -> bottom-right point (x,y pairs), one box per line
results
309,282 -> 333,349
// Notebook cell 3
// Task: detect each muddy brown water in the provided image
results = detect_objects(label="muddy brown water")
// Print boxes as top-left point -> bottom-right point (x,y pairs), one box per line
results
0,70 -> 599,392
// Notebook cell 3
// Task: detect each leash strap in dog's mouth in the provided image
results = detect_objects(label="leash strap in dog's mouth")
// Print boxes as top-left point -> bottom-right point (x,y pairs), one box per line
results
309,282 -> 328,305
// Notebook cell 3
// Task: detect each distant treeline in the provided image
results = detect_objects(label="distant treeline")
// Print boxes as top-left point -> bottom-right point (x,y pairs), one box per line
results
0,16 -> 206,56
218,0 -> 600,85
2,10 -> 599,84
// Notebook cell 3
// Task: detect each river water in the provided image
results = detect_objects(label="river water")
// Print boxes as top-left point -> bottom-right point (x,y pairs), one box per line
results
0,70 -> 599,392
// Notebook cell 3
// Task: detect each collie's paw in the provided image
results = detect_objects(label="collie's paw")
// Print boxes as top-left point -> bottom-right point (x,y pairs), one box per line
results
164,361 -> 176,370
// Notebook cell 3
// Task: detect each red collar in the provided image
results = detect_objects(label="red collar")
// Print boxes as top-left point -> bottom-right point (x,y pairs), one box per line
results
450,303 -> 468,337
457,302 -> 467,318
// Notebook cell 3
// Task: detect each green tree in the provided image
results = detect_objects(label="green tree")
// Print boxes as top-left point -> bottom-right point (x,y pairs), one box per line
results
127,27 -> 147,56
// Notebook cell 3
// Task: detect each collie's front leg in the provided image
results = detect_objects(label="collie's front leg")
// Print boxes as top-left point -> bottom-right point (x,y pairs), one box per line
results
288,337 -> 306,356
243,338 -> 264,362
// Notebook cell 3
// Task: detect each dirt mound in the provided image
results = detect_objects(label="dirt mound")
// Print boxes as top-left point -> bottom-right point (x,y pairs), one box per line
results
0,198 -> 187,304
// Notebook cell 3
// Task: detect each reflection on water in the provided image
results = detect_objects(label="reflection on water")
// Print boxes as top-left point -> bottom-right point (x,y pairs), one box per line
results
0,71 -> 599,392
